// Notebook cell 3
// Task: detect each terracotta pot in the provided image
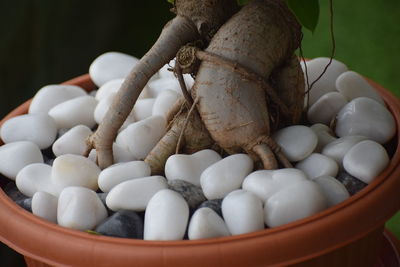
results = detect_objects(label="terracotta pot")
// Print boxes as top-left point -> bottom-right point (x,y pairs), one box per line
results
0,74 -> 399,267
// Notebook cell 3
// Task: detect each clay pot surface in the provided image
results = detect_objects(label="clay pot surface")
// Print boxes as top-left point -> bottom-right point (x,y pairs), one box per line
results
0,74 -> 399,267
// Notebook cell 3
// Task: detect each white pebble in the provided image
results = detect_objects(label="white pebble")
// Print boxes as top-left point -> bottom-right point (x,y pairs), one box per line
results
165,149 -> 222,186
242,168 -> 308,201
89,51 -> 139,87
52,154 -> 101,190
16,163 -> 62,197
144,189 -> 189,240
222,190 -> 264,235
313,176 -> 350,207
57,187 -> 107,230
116,116 -> 166,160
95,78 -> 124,101
336,71 -> 385,106
52,125 -> 92,157
0,113 -> 57,149
106,176 -> 168,211
29,85 -> 87,114
273,125 -> 318,162
321,135 -> 367,168
307,92 -> 347,125
0,141 -> 43,179
152,90 -> 180,118
302,57 -> 348,105
133,98 -> 156,121
87,143 -> 138,165
335,97 -> 395,144
112,143 -> 138,163
48,95 -> 97,129
158,60 -> 176,79
343,140 -> 389,184
200,154 -> 253,199
188,207 -> 230,240
310,124 -> 337,152
295,153 -> 339,180
94,92 -> 136,126
147,76 -> 194,97
98,161 -> 151,192
32,191 -> 58,223
264,180 -> 327,227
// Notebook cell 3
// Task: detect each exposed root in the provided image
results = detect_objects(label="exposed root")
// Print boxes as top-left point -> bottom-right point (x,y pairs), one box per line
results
262,136 -> 293,168
174,64 -> 194,108
145,122 -> 183,175
252,143 -> 278,170
176,96 -> 200,154
196,50 -> 291,118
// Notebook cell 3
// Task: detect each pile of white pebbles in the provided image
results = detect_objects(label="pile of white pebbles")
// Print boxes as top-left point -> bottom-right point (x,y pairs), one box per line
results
0,52 -> 396,241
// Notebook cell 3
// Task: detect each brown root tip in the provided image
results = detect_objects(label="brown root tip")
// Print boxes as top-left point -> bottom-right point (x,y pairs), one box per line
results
263,137 -> 293,169
252,143 -> 278,170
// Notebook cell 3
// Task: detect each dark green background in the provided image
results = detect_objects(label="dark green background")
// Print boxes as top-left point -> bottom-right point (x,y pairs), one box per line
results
0,0 -> 399,265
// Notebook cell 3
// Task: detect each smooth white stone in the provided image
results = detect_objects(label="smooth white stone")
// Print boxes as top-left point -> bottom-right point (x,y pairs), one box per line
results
264,180 -> 327,227
89,90 -> 97,97
94,92 -> 136,127
335,97 -> 395,144
336,71 -> 385,106
52,125 -> 92,157
147,76 -> 194,97
95,78 -> 124,101
310,124 -> 337,152
95,78 -> 150,101
0,141 -> 43,179
116,116 -> 166,160
48,95 -> 98,129
200,154 -> 253,199
32,191 -> 58,223
99,161 -> 151,192
57,186 -> 107,230
29,85 -> 87,114
158,60 -> 176,79
112,143 -> 138,163
302,57 -> 348,106
87,143 -> 138,165
152,90 -> 180,118
321,135 -> 367,168
165,149 -> 222,186
273,125 -> 318,162
307,92 -> 347,125
106,176 -> 168,211
16,163 -> 63,197
52,154 -> 101,190
144,189 -> 189,240
188,207 -> 230,240
222,190 -> 264,235
242,168 -> 308,201
343,140 -> 389,184
89,51 -> 139,87
295,153 -> 339,180
313,176 -> 350,207
133,98 -> 156,121
0,113 -> 57,149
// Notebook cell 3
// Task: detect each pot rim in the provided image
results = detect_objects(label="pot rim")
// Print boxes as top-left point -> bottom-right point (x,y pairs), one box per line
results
0,74 -> 399,266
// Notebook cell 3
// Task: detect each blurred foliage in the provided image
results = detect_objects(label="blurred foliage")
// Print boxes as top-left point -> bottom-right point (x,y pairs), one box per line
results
0,0 -> 399,119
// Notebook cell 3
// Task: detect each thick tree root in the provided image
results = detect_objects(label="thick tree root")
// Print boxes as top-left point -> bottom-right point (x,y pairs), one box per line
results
86,16 -> 199,169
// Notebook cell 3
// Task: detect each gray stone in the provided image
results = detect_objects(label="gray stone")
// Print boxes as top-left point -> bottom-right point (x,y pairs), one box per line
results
168,179 -> 206,209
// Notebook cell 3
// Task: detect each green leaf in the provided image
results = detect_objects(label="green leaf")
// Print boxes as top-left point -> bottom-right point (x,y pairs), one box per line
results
286,0 -> 320,33
237,0 -> 250,6
167,0 -> 175,4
